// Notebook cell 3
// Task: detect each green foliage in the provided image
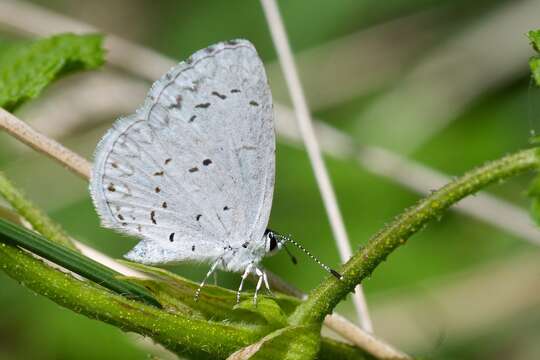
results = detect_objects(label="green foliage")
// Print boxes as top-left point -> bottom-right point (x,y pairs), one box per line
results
234,298 -> 289,329
228,325 -> 320,360
121,260 -> 299,325
0,33 -> 104,111
528,30 -> 540,86
528,172 -> 540,225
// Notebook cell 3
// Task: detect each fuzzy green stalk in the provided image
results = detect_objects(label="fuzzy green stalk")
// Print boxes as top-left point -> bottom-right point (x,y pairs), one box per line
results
290,148 -> 540,326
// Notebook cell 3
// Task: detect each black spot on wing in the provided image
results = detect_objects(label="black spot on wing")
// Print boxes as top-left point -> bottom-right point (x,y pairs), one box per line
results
249,100 -> 259,106
192,245 -> 196,251
162,202 -> 167,208
154,171 -> 164,176
211,91 -> 226,100
202,159 -> 212,166
230,89 -> 241,93
150,211 -> 157,224
195,103 -> 211,109
165,158 -> 172,165
189,115 -> 196,123
107,183 -> 116,192
169,233 -> 175,242
196,214 -> 202,221
155,187 -> 161,193
189,167 -> 199,173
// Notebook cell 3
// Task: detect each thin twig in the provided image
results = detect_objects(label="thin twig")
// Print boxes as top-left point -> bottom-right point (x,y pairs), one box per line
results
259,0 -> 373,332
0,107 -> 91,179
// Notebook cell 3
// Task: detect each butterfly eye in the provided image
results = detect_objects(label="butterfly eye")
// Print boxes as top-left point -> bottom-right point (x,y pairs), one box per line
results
269,233 -> 278,252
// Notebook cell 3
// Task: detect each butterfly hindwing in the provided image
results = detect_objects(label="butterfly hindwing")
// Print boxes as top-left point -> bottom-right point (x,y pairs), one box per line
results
90,40 -> 275,265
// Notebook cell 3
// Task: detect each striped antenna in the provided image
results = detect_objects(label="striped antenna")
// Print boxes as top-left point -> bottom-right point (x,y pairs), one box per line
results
278,234 -> 343,280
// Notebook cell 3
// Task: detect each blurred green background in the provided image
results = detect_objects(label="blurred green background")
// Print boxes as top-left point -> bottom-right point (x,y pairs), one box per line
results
1,0 -> 540,359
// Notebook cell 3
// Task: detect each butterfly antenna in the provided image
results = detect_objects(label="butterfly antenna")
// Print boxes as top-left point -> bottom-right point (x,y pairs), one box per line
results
282,243 -> 298,265
280,234 -> 343,280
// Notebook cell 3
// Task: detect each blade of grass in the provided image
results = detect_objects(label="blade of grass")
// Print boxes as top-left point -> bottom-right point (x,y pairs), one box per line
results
0,217 -> 160,307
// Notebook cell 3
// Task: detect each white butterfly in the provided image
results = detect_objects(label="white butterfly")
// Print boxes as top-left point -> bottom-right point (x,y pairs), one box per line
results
90,39 -> 339,304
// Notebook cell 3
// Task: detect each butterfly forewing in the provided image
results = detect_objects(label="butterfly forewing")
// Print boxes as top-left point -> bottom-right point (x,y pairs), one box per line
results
90,40 -> 275,265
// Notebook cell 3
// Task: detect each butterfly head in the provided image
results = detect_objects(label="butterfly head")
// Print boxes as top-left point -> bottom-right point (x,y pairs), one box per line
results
264,229 -> 283,256
263,228 -> 342,279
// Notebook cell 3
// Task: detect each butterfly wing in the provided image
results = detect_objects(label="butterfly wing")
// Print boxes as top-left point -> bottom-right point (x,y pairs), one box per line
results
90,40 -> 275,265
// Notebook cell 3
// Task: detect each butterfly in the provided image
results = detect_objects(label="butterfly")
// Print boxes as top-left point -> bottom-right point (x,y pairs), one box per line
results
90,39 -> 340,304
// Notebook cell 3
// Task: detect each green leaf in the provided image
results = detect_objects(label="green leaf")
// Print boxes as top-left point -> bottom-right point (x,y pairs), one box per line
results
0,217 -> 160,307
234,298 -> 288,329
528,30 -> 540,52
227,325 -> 320,360
528,30 -> 540,86
120,260 -> 299,325
0,33 -> 105,111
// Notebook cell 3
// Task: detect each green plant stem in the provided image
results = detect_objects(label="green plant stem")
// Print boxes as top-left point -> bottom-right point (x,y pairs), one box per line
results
289,148 -> 540,326
0,172 -> 76,249
0,241 -> 368,359
0,241 -> 266,359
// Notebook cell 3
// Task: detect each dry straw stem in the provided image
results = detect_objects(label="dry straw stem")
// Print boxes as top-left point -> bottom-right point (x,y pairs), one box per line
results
0,108 -> 406,359
259,0 -> 373,332
0,108 -> 91,179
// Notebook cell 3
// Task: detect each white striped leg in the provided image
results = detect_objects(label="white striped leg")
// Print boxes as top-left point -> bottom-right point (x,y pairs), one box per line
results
194,258 -> 221,302
237,262 -> 254,304
262,270 -> 274,297
253,267 -> 264,305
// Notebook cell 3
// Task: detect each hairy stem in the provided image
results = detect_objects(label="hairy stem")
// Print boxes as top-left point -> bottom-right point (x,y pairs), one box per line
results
290,148 -> 540,325
0,240 -> 369,359
0,241 -> 266,359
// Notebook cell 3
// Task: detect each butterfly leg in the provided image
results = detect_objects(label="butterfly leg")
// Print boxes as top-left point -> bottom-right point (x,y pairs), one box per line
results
237,262 -> 254,304
194,258 -> 221,302
262,270 -> 275,298
253,267 -> 264,305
